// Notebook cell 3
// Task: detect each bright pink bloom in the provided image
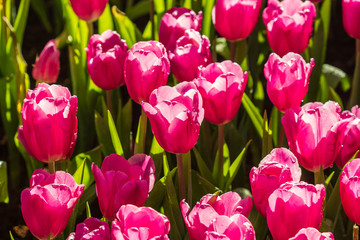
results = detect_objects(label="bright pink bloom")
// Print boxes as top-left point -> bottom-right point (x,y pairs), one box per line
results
289,227 -> 335,240
194,61 -> 248,125
70,0 -> 108,22
263,0 -> 316,56
124,41 -> 170,103
282,101 -> 342,172
340,159 -> 360,225
111,204 -> 170,240
212,0 -> 262,41
67,217 -> 110,240
32,40 -> 60,84
18,83 -> 78,163
92,154 -> 155,221
264,52 -> 315,112
250,148 -> 302,217
159,7 -> 202,52
141,82 -> 204,154
342,0 -> 360,39
267,181 -> 325,240
86,30 -> 128,90
21,169 -> 84,240
181,192 -> 253,240
169,29 -> 213,83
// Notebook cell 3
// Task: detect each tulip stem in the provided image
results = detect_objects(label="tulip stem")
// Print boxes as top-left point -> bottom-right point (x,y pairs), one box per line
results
354,224 -> 359,240
48,161 -> 55,174
187,154 -> 192,207
87,21 -> 93,39
230,41 -> 236,61
314,166 -> 325,185
106,90 -> 113,115
141,109 -> 147,153
218,124 -> 224,186
278,112 -> 285,148
348,39 -> 360,108
150,0 -> 155,40
177,153 -> 186,201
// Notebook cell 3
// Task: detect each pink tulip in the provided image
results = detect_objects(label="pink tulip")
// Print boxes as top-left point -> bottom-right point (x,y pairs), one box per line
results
282,101 -> 342,172
289,227 -> 335,240
32,40 -> 60,84
86,30 -> 128,90
67,217 -> 110,240
124,41 -> 170,103
92,154 -> 155,221
169,29 -> 213,83
267,181 -> 326,240
181,192 -> 253,240
340,158 -> 360,225
111,204 -> 170,240
264,52 -> 315,112
159,7 -> 202,52
141,82 -> 204,154
70,0 -> 108,22
212,0 -> 262,41
263,0 -> 316,56
21,169 -> 84,240
250,148 -> 302,217
342,0 -> 360,39
194,61 -> 248,125
18,83 -> 78,163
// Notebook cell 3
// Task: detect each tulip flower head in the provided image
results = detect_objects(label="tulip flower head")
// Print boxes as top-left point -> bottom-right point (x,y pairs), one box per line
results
70,0 -> 108,22
67,217 -> 111,240
289,227 -> 335,240
342,0 -> 360,39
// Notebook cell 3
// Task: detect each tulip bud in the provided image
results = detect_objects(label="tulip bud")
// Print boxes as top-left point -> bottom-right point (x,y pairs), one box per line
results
124,41 -> 170,103
32,40 -> 60,84
342,0 -> 360,39
263,0 -> 316,56
194,61 -> 248,125
18,83 -> 78,163
264,52 -> 315,112
21,169 -> 84,239
86,30 -> 128,90
69,0 -> 108,22
67,217 -> 111,240
289,227 -> 335,240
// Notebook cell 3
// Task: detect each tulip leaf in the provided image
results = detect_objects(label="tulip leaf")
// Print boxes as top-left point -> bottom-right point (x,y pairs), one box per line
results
98,4 -> 114,33
30,0 -> 52,32
142,16 -> 160,41
213,143 -> 230,189
197,174 -> 221,194
216,37 -> 230,60
150,136 -> 164,181
134,111 -> 148,154
323,64 -> 350,91
242,93 -> 263,138
201,0 -> 215,38
86,201 -> 91,218
94,111 -> 116,156
116,99 -> 132,158
328,87 -> 344,111
11,0 -> 30,46
127,0 -> 150,20
154,0 -> 165,14
107,110 -> 124,156
0,161 -> 9,203
262,111 -> 273,158
271,107 -> 280,147
193,147 -> 216,185
9,231 -> 14,240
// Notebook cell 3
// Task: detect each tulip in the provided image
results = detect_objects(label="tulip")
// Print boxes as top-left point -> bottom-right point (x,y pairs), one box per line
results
86,30 -> 128,90
267,181 -> 325,240
212,0 -> 262,41
159,7 -> 202,52
111,204 -> 170,240
342,0 -> 360,39
340,158 -> 360,225
181,192 -> 253,240
264,52 -> 315,112
263,0 -> 316,56
289,227 -> 335,240
250,148 -> 302,217
92,154 -> 155,221
69,0 -> 108,22
21,169 -> 84,240
194,61 -> 248,125
169,29 -> 213,83
282,101 -> 342,172
18,83 -> 78,163
124,41 -> 170,103
67,217 -> 110,240
141,82 -> 204,154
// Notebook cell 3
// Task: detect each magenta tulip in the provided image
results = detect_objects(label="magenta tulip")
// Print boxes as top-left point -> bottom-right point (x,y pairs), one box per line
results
250,148 -> 302,217
169,29 -> 213,83
194,61 -> 248,125
267,181 -> 326,240
21,169 -> 84,240
69,0 -> 108,22
263,0 -> 316,56
181,192 -> 253,240
124,41 -> 170,103
32,40 -> 60,84
18,83 -> 78,163
289,227 -> 334,240
86,30 -> 128,90
67,217 -> 110,240
212,0 -> 262,41
264,52 -> 315,112
159,7 -> 202,52
112,204 -> 170,240
141,82 -> 204,154
92,154 -> 155,220
342,0 -> 360,39
340,159 -> 360,224
282,101 -> 342,172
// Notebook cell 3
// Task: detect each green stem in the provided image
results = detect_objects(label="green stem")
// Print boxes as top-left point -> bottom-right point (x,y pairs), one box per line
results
187,154 -> 192,207
87,21 -> 94,39
48,161 -> 55,174
230,41 -> 236,61
177,153 -> 186,201
218,124 -> 224,186
278,112 -> 285,148
314,166 -> 325,185
140,109 -> 147,153
354,224 -> 359,240
348,39 -> 360,108
106,90 -> 113,115
149,0 -> 155,40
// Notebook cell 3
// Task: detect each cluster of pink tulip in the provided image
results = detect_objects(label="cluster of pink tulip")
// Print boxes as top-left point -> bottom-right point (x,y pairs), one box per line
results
17,0 -> 360,239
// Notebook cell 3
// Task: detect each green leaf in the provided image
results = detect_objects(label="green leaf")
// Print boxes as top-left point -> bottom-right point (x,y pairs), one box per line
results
197,174 -> 221,194
213,142 -> 230,189
323,64 -> 349,90
215,38 -> 230,59
12,0 -> 30,46
328,86 -> 344,110
9,231 -> 14,240
98,4 -> 114,33
271,107 -> 280,147
30,0 -> 52,32
86,201 -> 91,218
94,111 -> 116,156
134,111 -> 148,154
193,147 -> 216,185
150,136 -> 164,181
117,99 -> 132,158
201,0 -> 215,38
262,111 -> 273,157
154,0 -> 166,14
0,161 -> 9,203
127,0 -> 150,20
242,93 -> 263,138
108,110 -> 124,156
